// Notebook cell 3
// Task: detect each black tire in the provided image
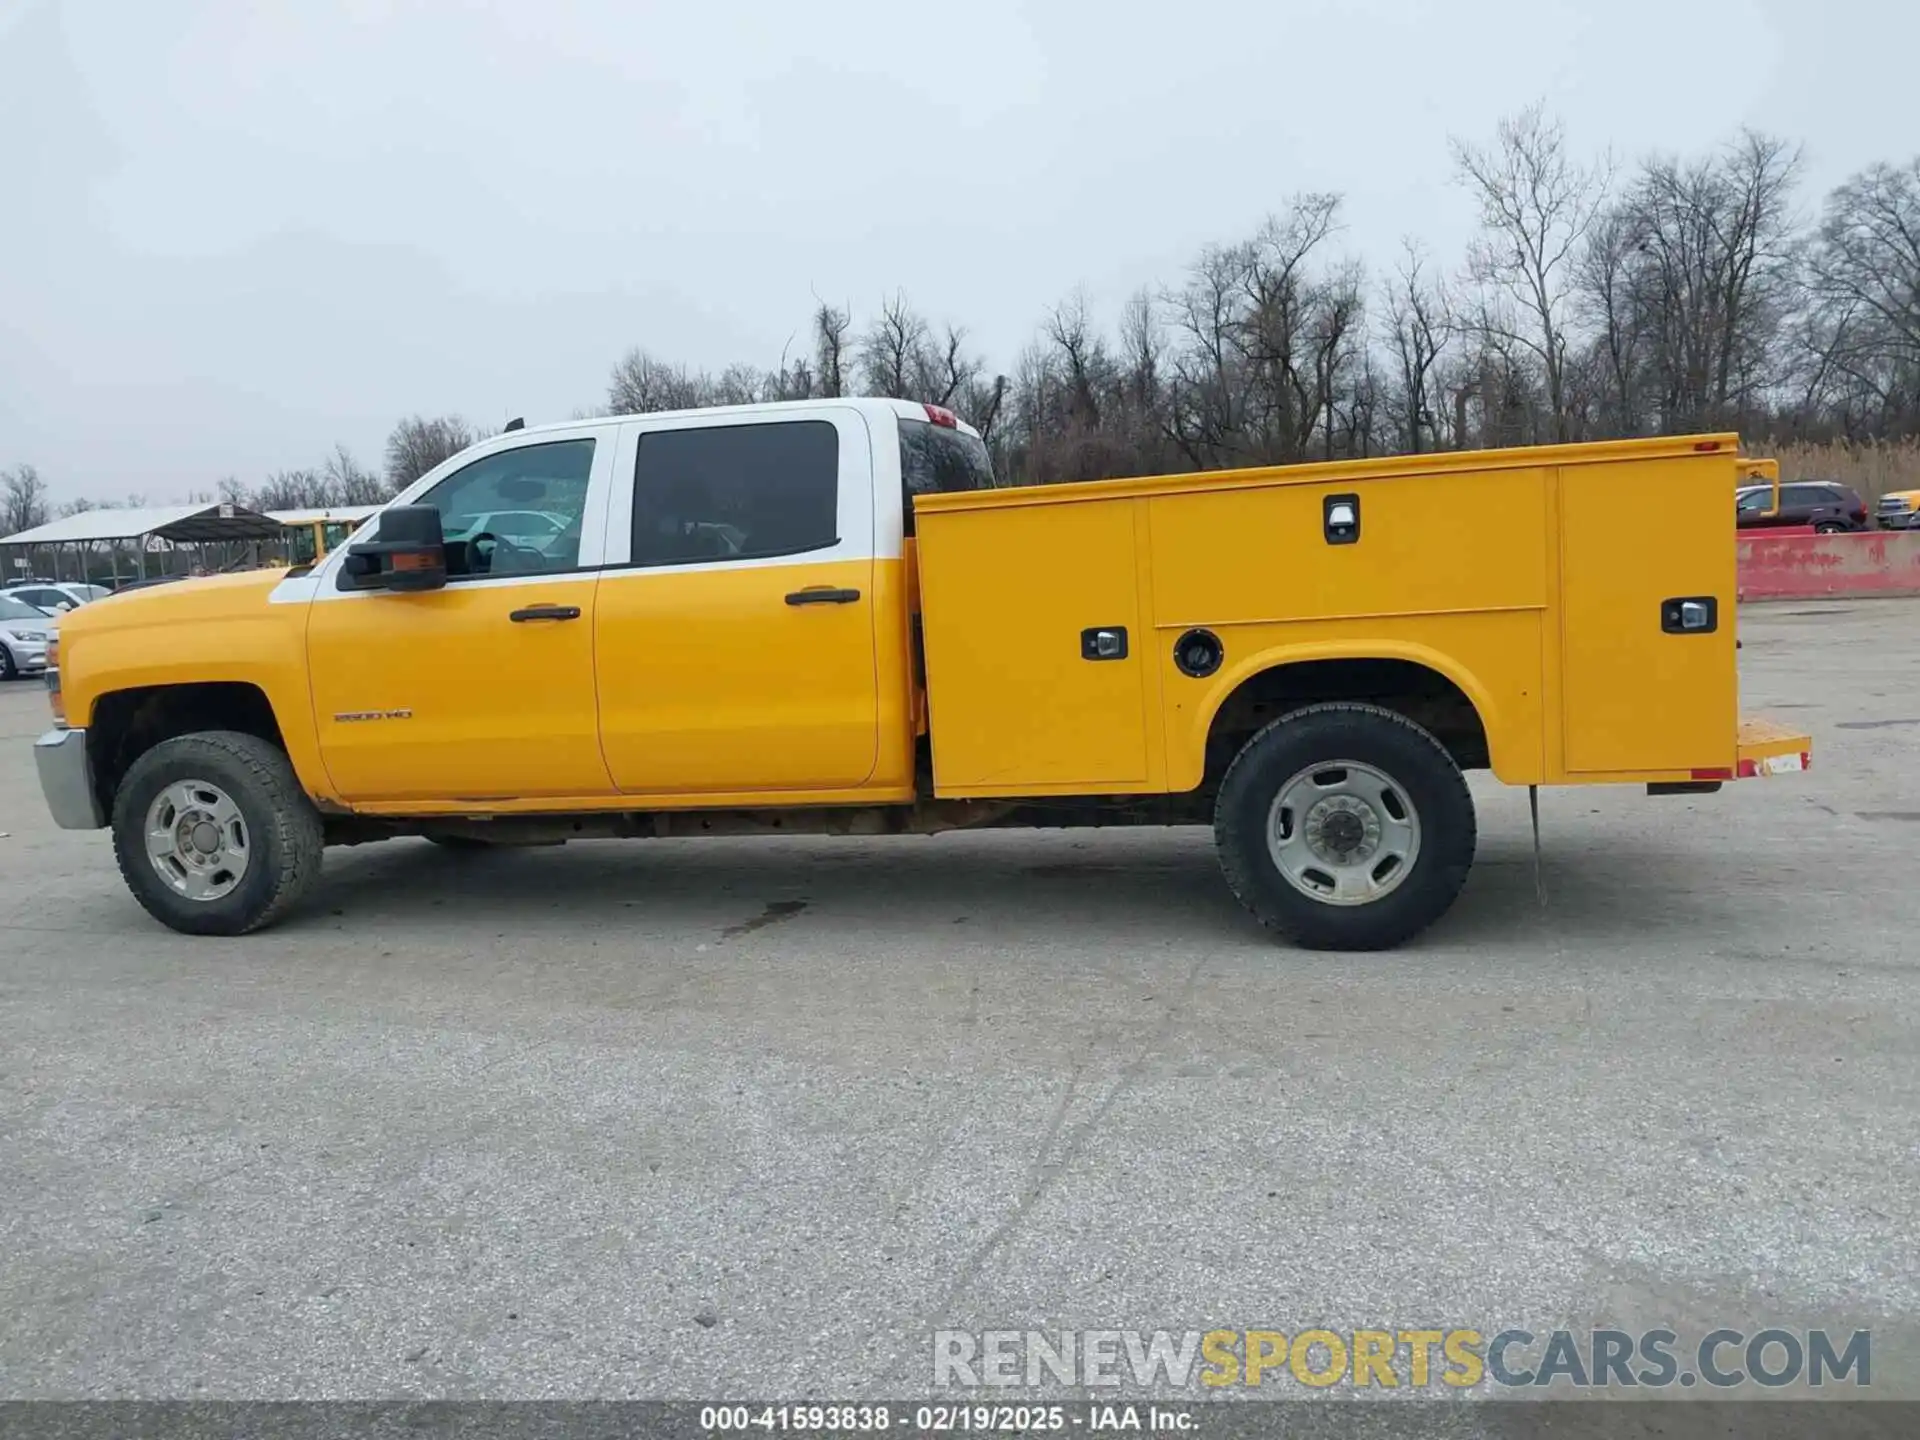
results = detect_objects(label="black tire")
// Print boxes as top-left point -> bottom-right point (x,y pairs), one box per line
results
1814,522 -> 1846,534
1213,702 -> 1476,950
111,730 -> 324,936
0,644 -> 15,681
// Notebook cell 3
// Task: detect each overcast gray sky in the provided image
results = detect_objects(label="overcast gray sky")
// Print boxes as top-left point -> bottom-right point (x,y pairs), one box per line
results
3,0 -> 1914,505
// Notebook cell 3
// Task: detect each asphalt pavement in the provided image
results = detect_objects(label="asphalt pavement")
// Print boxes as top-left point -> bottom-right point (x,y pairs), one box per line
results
1,600 -> 1916,1402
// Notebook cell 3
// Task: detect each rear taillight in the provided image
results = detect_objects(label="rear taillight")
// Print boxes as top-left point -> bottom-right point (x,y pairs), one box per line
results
923,403 -> 958,429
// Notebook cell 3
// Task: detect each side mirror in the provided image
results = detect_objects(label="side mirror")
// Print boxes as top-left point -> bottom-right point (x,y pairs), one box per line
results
339,505 -> 447,592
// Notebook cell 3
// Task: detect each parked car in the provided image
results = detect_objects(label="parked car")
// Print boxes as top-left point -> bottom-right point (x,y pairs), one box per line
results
442,508 -> 574,555
1875,487 -> 1920,529
1735,481 -> 1867,532
0,582 -> 109,615
0,594 -> 58,680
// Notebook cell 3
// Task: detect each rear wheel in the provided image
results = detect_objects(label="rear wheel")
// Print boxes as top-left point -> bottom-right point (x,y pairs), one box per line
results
1213,703 -> 1476,950
1814,521 -> 1847,534
111,731 -> 324,936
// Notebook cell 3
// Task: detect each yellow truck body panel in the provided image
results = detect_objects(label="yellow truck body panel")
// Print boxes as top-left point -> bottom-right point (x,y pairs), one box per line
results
914,434 -> 1765,799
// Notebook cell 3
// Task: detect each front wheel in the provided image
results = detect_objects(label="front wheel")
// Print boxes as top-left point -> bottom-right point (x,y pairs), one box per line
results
1213,703 -> 1477,950
111,731 -> 324,935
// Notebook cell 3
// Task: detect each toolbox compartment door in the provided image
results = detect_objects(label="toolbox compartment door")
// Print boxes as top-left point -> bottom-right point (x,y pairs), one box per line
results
915,496 -> 1150,794
1559,456 -> 1739,773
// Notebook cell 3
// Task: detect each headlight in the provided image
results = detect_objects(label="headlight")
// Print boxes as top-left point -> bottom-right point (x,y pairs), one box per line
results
13,629 -> 47,643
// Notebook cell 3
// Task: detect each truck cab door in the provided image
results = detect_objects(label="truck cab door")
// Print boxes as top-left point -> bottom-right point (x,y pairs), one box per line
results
594,408 -> 880,794
304,427 -> 619,803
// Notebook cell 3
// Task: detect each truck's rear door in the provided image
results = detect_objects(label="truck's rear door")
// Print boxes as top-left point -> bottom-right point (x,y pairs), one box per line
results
593,408 -> 881,794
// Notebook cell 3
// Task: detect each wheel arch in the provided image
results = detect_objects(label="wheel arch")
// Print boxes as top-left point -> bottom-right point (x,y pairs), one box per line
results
1184,642 -> 1505,792
89,682 -> 290,819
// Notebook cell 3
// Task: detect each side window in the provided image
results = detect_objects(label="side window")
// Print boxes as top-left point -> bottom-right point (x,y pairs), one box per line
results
898,417 -> 996,536
286,528 -> 320,566
631,420 -> 838,567
415,439 -> 596,579
1781,485 -> 1823,508
1736,490 -> 1770,512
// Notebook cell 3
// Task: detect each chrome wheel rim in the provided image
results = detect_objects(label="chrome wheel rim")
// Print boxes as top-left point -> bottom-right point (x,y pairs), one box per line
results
145,779 -> 251,902
1266,760 -> 1421,906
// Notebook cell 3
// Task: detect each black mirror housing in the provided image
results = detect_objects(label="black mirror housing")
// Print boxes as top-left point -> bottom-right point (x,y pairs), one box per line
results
339,505 -> 447,592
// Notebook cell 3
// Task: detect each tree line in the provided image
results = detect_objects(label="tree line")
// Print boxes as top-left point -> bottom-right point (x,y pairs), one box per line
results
596,108 -> 1919,491
1,418 -> 484,536
6,105 -> 1917,538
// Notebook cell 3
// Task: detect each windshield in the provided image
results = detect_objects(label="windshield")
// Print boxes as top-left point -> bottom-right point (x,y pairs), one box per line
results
0,596 -> 51,621
899,418 -> 996,535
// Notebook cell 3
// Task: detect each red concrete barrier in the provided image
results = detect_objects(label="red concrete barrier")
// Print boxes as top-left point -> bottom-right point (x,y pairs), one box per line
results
1738,529 -> 1920,601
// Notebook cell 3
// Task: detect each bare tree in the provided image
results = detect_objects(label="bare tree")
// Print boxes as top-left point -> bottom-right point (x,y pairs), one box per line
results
323,444 -> 390,505
1165,242 -> 1247,467
861,292 -> 929,399
1240,195 -> 1345,461
1381,241 -> 1454,452
1603,132 -> 1801,433
1805,157 -> 1920,436
1045,293 -> 1107,431
712,362 -> 768,407
1453,104 -> 1609,441
912,323 -> 982,408
1574,202 -> 1650,436
2,464 -> 50,536
551,130 -> 1913,482
607,350 -> 714,415
384,416 -> 477,489
813,302 -> 853,398
252,469 -> 330,511
959,373 -> 1009,445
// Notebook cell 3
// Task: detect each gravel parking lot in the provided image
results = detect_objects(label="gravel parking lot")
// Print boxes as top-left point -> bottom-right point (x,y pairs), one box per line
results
2,599 -> 1917,1402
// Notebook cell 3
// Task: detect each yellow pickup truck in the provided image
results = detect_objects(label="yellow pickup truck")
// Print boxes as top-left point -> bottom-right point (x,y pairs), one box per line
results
33,399 -> 1810,948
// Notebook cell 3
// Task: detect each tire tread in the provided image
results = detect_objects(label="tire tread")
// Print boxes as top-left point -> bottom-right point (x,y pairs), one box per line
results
1213,701 -> 1476,950
111,730 -> 323,935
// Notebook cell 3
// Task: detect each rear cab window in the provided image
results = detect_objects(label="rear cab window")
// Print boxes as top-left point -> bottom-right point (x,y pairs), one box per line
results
899,418 -> 996,535
631,420 -> 839,566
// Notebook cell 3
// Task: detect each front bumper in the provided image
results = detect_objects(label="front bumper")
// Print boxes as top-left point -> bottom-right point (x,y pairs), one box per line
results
1879,511 -> 1916,530
35,727 -> 106,829
6,644 -> 48,672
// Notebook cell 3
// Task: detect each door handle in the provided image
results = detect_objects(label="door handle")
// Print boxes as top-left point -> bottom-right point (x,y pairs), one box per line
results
509,604 -> 582,622
784,587 -> 861,606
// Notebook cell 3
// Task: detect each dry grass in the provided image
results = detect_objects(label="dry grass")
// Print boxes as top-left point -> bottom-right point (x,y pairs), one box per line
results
1747,438 -> 1920,505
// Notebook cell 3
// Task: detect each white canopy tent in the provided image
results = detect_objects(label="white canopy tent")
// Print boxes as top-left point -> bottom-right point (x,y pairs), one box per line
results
262,506 -> 380,529
0,504 -> 286,587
